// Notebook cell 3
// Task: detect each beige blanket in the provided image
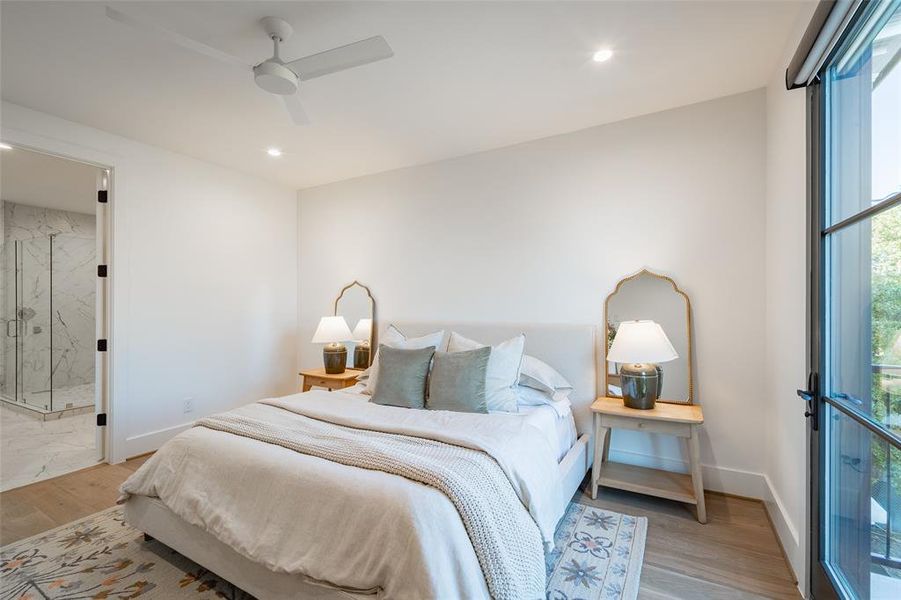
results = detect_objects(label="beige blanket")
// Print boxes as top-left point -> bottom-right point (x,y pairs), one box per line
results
119,390 -> 563,599
195,409 -> 544,599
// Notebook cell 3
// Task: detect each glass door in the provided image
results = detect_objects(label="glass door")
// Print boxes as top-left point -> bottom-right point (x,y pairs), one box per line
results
809,2 -> 901,598
17,237 -> 53,411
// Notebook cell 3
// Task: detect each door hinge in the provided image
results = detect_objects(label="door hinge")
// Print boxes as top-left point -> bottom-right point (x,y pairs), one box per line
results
97,264 -> 108,278
97,339 -> 108,352
97,190 -> 108,204
96,413 -> 107,427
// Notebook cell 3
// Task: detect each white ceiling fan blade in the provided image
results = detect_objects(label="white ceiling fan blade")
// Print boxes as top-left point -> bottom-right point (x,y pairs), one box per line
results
282,94 -> 310,126
105,6 -> 250,70
287,36 -> 393,81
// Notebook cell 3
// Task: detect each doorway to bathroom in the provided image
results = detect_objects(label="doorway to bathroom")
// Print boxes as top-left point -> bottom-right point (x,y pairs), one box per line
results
0,145 -> 108,491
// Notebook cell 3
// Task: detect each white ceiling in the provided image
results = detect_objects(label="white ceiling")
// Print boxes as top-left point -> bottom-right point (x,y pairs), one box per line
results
1,1 -> 805,189
0,146 -> 100,215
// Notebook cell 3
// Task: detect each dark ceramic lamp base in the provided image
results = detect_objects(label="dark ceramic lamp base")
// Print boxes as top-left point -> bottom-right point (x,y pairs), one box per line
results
323,344 -> 347,374
620,363 -> 661,410
353,344 -> 371,369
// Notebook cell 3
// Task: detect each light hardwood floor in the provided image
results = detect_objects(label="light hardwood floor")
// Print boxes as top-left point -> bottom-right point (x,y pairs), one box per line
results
0,454 -> 149,546
0,457 -> 800,599
578,486 -> 801,599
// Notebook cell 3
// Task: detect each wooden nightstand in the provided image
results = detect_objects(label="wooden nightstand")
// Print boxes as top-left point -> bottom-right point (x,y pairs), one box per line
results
590,397 -> 707,523
299,368 -> 361,392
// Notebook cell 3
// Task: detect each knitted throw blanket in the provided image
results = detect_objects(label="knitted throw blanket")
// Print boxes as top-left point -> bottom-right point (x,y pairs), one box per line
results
195,410 -> 546,600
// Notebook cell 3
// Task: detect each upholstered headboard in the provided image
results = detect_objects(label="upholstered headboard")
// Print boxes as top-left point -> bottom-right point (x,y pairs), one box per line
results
385,322 -> 599,436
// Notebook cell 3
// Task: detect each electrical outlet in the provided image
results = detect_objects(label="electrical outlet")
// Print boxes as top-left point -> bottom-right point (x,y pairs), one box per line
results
183,397 -> 194,414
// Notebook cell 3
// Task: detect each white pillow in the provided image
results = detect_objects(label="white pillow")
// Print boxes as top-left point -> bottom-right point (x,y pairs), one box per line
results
518,355 -> 573,395
447,332 -> 524,412
362,325 -> 445,395
515,385 -> 573,418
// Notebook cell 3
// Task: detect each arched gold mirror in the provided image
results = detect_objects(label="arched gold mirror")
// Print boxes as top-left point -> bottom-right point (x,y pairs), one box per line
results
333,281 -> 376,369
604,269 -> 693,405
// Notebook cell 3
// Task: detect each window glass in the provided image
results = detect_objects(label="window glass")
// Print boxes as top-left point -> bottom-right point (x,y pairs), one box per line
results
826,204 -> 901,434
826,3 -> 901,226
825,408 -> 901,596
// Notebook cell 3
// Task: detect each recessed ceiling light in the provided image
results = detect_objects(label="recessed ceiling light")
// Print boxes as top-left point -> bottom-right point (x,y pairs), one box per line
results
0,143 -> 12,150
593,49 -> 614,63
266,148 -> 283,157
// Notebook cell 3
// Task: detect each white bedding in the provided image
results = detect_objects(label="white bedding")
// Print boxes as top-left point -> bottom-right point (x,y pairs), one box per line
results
345,382 -> 578,462
518,404 -> 578,462
120,389 -> 565,599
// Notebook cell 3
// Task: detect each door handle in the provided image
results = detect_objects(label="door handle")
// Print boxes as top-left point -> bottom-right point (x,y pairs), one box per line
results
5,319 -> 16,338
797,388 -> 814,402
798,372 -> 819,431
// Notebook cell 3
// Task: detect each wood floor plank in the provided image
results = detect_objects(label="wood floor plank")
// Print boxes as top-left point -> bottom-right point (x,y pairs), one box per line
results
638,564 -> 771,600
0,458 -> 145,545
577,485 -> 801,599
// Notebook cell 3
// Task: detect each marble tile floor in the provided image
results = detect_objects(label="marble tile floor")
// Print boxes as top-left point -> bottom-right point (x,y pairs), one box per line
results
0,403 -> 99,491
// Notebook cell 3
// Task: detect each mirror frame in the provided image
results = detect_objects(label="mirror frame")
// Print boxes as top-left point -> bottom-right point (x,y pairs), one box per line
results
332,280 -> 377,368
603,269 -> 694,404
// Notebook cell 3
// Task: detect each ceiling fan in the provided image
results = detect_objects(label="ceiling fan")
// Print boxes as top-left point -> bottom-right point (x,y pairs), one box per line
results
105,6 -> 394,126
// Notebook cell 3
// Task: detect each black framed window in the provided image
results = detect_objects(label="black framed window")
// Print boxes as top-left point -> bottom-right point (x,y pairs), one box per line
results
809,1 -> 901,597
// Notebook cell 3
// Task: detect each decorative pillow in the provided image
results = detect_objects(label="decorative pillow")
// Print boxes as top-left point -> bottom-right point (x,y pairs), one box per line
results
363,325 -> 445,395
446,332 -> 524,412
370,345 -> 436,409
518,355 -> 573,395
427,347 -> 491,413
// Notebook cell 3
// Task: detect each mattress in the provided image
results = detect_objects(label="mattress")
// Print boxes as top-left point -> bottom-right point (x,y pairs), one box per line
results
343,383 -> 577,462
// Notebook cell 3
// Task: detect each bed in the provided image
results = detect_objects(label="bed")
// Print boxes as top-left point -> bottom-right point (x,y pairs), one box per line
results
121,323 -> 598,599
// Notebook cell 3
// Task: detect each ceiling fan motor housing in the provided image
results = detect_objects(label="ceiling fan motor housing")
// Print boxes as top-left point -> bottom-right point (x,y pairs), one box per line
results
254,61 -> 298,95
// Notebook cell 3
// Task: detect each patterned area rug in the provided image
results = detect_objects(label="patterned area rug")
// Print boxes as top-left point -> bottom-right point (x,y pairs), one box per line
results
1,501 -> 646,599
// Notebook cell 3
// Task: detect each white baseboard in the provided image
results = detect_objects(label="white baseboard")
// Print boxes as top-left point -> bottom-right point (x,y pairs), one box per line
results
125,422 -> 193,458
762,474 -> 806,598
607,448 -> 767,498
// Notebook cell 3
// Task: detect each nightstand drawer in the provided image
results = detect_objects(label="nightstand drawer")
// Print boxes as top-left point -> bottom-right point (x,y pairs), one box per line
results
305,376 -> 339,389
299,368 -> 361,392
600,414 -> 692,438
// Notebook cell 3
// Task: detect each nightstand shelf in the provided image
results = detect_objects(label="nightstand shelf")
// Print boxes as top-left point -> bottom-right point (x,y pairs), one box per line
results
597,462 -> 697,505
591,396 -> 706,523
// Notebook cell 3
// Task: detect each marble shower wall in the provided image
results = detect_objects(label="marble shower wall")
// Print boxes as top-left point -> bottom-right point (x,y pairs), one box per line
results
0,202 -> 95,405
51,234 -> 96,390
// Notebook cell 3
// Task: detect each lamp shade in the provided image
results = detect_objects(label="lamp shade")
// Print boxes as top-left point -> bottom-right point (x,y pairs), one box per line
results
607,320 -> 678,364
351,318 -> 372,342
311,316 -> 352,344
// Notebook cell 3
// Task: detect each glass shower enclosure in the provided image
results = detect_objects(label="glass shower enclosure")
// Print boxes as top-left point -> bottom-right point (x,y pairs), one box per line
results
1,233 -> 96,413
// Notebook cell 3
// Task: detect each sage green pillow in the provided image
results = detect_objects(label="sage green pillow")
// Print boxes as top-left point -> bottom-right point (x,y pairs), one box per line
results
370,345 -> 436,409
426,346 -> 491,413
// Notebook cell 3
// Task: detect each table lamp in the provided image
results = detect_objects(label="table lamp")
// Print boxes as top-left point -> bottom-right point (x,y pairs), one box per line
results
312,316 -> 353,374
607,320 -> 678,410
351,318 -> 372,369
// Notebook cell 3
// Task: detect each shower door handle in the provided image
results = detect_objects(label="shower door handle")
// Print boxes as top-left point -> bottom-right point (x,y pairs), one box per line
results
5,319 -> 16,338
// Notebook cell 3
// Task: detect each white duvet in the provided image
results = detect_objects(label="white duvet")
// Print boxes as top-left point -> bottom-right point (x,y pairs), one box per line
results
119,390 -> 564,599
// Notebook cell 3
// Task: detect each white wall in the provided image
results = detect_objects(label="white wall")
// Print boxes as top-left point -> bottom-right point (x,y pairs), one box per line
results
299,90 -> 769,496
1,101 -> 298,462
763,4 -> 818,595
